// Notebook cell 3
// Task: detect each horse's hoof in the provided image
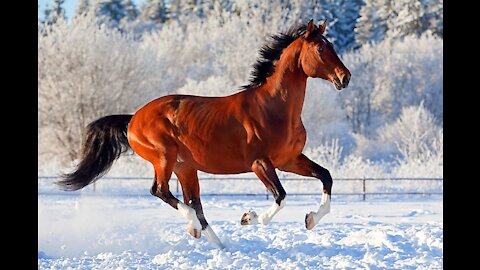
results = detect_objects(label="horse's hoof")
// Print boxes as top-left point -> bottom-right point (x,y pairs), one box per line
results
241,211 -> 259,225
305,212 -> 317,230
187,223 -> 201,239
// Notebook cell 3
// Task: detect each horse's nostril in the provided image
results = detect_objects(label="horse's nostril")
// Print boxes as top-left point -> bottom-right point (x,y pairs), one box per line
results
342,75 -> 349,87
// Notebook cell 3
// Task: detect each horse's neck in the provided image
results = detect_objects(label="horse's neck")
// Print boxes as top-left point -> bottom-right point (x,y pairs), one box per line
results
253,44 -> 307,123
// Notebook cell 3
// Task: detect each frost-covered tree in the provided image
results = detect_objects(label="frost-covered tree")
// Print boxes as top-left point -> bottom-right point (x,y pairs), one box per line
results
372,33 -> 443,123
75,0 -> 90,17
262,0 -> 296,26
386,0 -> 428,39
301,79 -> 352,153
42,4 -> 52,24
238,0 -> 302,35
122,0 -> 139,21
285,0 -> 361,53
356,0 -> 443,46
167,0 -> 181,20
339,31 -> 443,135
377,103 -> 442,161
387,0 -> 443,39
43,0 -> 66,25
338,42 -> 379,135
80,0 -> 139,32
140,0 -> 169,27
38,14 -> 166,164
95,0 -> 127,28
296,0 -> 324,23
119,0 -> 140,32
181,0 -> 207,19
203,0 -> 241,23
355,0 -> 392,46
328,0 -> 362,52
423,0 -> 443,37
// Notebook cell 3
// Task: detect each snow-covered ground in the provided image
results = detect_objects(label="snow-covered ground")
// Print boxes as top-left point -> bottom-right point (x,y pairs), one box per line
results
38,188 -> 442,269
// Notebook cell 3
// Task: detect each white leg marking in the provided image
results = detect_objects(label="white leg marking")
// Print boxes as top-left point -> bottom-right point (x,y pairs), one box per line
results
241,210 -> 259,225
258,198 -> 286,225
203,225 -> 225,249
177,202 -> 202,230
310,193 -> 331,226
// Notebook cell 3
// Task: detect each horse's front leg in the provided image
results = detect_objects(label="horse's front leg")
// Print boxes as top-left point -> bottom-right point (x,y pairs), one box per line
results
241,158 -> 286,226
279,154 -> 332,230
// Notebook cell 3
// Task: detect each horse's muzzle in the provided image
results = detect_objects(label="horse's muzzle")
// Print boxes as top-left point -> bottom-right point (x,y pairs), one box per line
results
341,73 -> 350,88
333,70 -> 351,90
332,76 -> 343,90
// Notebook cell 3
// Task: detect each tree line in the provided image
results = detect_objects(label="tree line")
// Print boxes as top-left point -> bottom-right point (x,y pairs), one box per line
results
40,0 -> 442,54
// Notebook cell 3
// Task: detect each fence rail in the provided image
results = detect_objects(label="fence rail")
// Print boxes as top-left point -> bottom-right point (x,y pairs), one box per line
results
38,176 -> 443,201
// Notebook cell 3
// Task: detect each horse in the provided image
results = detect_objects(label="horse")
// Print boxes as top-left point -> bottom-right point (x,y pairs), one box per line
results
57,19 -> 351,249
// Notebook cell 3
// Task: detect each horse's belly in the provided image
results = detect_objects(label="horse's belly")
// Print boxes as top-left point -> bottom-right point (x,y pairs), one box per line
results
177,148 -> 250,174
175,131 -> 250,174
175,121 -> 306,173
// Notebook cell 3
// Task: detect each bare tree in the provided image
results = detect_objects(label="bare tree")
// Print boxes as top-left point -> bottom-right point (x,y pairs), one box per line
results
38,14 -> 164,166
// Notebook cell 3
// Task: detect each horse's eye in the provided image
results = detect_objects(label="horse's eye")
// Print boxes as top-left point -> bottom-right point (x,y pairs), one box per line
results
317,46 -> 324,53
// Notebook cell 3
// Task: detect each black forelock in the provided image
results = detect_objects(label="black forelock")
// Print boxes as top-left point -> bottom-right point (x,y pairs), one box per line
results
240,23 -> 309,90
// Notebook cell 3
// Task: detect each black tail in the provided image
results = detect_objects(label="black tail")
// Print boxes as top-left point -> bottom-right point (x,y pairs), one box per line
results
56,114 -> 133,191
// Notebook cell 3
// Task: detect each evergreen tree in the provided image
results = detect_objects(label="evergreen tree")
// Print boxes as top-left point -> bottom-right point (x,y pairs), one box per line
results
43,0 -> 66,25
387,0 -> 442,39
328,0 -> 362,53
297,0 -> 324,23
76,0 -> 90,17
182,0 -> 206,19
423,0 -> 443,37
97,0 -> 127,27
140,0 -> 169,25
204,0 -> 238,17
387,0 -> 427,39
356,0 -> 442,46
168,0 -> 181,21
122,0 -> 139,22
355,0 -> 392,46
292,0 -> 361,53
43,4 -> 52,24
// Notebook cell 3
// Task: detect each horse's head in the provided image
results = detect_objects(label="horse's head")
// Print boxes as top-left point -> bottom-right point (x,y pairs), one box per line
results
299,20 -> 351,90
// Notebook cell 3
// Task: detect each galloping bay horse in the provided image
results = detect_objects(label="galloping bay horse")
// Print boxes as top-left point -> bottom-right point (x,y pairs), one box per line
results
58,20 -> 351,248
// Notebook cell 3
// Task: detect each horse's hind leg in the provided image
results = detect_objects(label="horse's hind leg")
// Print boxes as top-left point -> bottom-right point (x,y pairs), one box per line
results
279,154 -> 332,230
241,158 -> 287,226
148,141 -> 202,238
174,162 -> 225,248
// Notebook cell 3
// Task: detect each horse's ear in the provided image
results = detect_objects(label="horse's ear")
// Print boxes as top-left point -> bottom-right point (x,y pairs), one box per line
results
305,19 -> 317,39
318,20 -> 327,35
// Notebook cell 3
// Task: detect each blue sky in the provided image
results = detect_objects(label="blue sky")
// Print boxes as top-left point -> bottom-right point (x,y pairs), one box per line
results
38,0 -> 143,20
38,0 -> 76,19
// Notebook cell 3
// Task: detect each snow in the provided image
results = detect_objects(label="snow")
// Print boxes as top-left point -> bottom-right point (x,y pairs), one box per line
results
38,191 -> 442,269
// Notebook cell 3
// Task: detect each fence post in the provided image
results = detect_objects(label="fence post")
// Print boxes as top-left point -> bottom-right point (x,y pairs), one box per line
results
362,177 -> 366,201
176,179 -> 179,194
266,189 -> 269,200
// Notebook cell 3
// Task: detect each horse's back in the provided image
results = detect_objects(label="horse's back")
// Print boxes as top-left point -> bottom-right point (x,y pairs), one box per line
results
127,93 -> 251,173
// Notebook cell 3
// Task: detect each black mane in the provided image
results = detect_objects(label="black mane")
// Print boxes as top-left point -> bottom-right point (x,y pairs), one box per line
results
241,23 -> 309,90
